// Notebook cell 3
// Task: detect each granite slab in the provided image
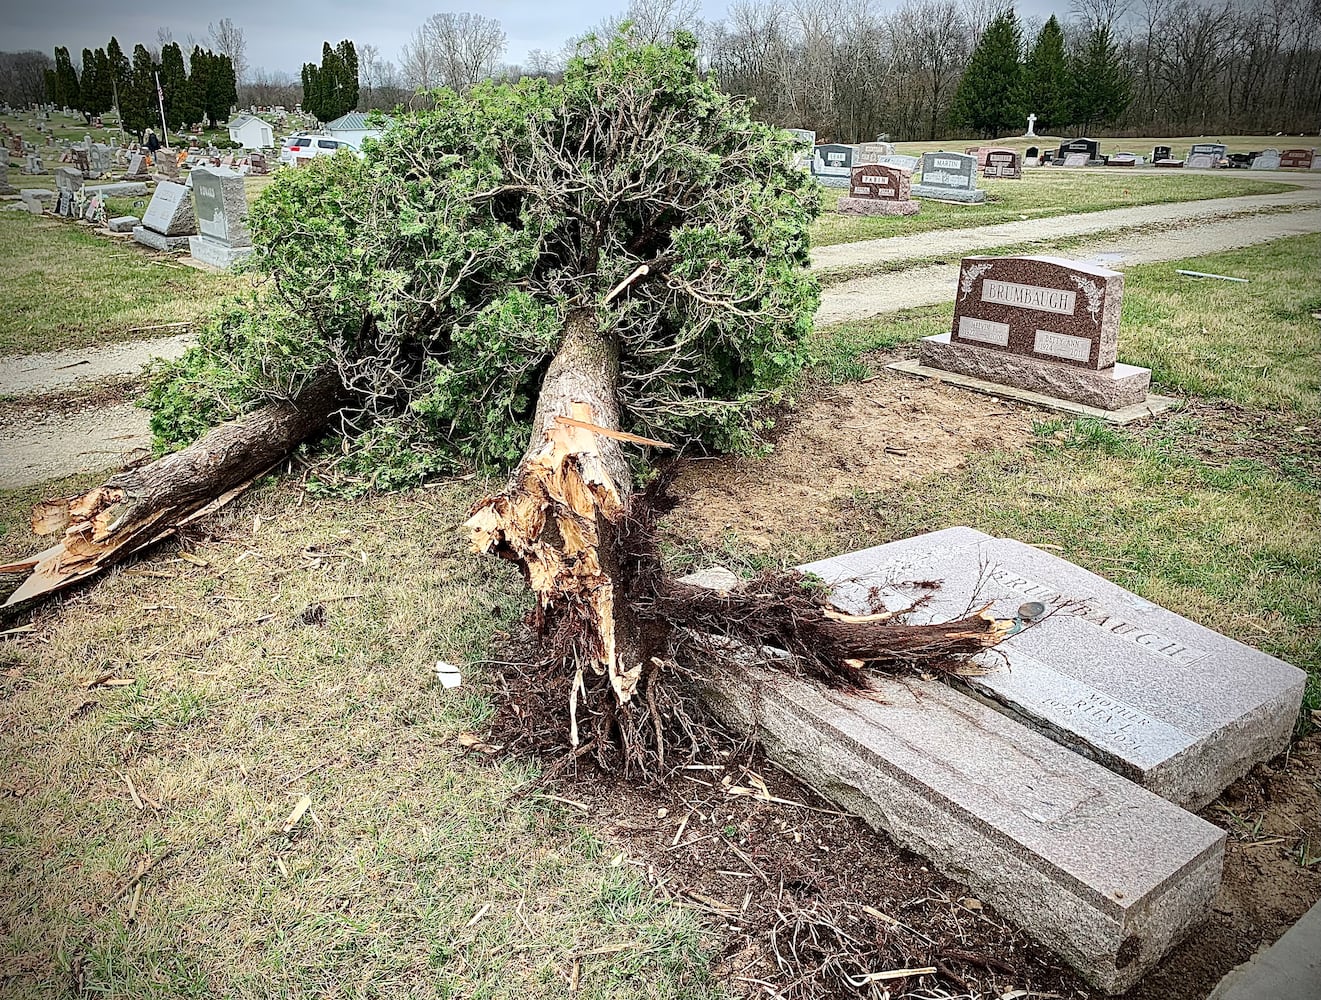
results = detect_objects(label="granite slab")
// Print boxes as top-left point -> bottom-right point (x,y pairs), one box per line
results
800,528 -> 1307,809
698,656 -> 1225,994
918,332 -> 1151,409
132,226 -> 191,251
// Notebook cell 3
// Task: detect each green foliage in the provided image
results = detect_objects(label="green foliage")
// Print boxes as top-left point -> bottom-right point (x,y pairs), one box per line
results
1023,16 -> 1069,132
302,40 -> 359,123
186,48 -> 237,128
950,8 -> 1024,138
1069,24 -> 1131,131
152,30 -> 821,490
122,44 -> 156,137
52,46 -> 79,110
75,47 -> 112,120
143,300 -> 332,454
159,43 -> 191,130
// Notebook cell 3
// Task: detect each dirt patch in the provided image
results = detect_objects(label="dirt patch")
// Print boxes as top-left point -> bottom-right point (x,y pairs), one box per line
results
664,369 -> 1039,556
1144,399 -> 1321,487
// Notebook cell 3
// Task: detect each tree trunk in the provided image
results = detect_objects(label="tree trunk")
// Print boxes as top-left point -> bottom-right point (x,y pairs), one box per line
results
2,369 -> 344,609
466,308 -> 649,733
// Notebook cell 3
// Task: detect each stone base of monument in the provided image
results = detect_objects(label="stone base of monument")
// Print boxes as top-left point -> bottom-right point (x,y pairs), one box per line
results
911,184 -> 985,203
85,181 -> 148,198
814,174 -> 850,188
132,226 -> 192,252
107,215 -> 138,233
836,195 -> 920,216
694,633 -> 1225,994
188,235 -> 253,269
909,332 -> 1176,418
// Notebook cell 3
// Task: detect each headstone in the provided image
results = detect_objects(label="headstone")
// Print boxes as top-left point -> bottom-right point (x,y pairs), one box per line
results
785,129 -> 815,170
983,148 -> 1021,179
1185,153 -> 1214,169
873,153 -> 917,173
157,155 -> 179,180
1190,142 -> 1228,161
811,143 -> 855,187
0,158 -> 15,195
912,151 -> 985,203
1057,137 -> 1100,162
855,141 -> 894,164
248,152 -> 269,175
837,163 -> 920,216
1025,112 -> 1037,135
132,181 -> 197,251
19,189 -> 46,215
1063,152 -> 1088,167
188,167 -> 253,268
699,550 -> 1226,993
1250,149 -> 1282,170
107,215 -> 139,233
918,254 -> 1153,410
8,134 -> 22,156
801,527 -> 1307,811
966,146 -> 992,168
72,148 -> 92,178
1152,145 -> 1172,161
123,153 -> 150,181
1279,148 -> 1315,169
1106,152 -> 1138,167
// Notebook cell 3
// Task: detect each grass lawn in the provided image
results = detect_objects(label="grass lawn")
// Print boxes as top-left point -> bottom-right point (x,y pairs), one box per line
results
0,212 -> 247,358
892,133 -> 1320,159
0,236 -> 1317,997
810,169 -> 1299,246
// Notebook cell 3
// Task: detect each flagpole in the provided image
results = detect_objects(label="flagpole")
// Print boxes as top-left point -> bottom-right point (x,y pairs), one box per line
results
154,70 -> 170,148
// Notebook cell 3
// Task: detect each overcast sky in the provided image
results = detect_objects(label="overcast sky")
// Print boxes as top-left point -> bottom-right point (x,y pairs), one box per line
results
7,0 -> 1069,77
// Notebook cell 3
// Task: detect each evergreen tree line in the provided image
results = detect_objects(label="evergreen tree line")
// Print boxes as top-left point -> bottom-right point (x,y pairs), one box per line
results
41,38 -> 237,137
950,11 -> 1131,138
301,40 -> 360,122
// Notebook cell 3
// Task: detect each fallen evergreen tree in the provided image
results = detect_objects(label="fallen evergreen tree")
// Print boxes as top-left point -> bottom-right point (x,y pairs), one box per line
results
6,30 -> 1003,768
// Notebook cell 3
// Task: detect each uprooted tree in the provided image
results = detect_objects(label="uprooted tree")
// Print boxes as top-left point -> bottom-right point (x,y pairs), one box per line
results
5,30 -> 1004,767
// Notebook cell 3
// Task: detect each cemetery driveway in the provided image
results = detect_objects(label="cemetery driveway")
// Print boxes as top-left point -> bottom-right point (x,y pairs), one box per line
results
817,206 -> 1321,326
0,332 -> 192,397
810,181 -> 1321,274
0,400 -> 150,489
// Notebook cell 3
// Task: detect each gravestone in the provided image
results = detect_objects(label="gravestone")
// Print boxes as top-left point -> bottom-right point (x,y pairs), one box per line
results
801,528 -> 1306,811
917,254 -> 1155,411
876,153 -> 918,172
785,129 -> 815,170
1106,152 -> 1138,167
1185,152 -> 1214,169
966,146 -> 992,168
1152,145 -> 1172,162
811,143 -> 855,187
855,141 -> 894,164
837,163 -> 920,216
697,530 -> 1228,995
8,134 -> 22,156
1279,148 -> 1315,169
157,154 -> 179,180
107,215 -> 139,233
123,153 -> 150,181
1063,152 -> 1088,167
188,167 -> 253,268
248,152 -> 269,175
54,166 -> 83,217
912,151 -> 985,203
1025,112 -> 1037,135
72,148 -> 91,178
1057,137 -> 1100,163
132,181 -> 197,251
0,158 -> 15,195
983,148 -> 1021,179
1025,145 -> 1039,160
1250,149 -> 1282,170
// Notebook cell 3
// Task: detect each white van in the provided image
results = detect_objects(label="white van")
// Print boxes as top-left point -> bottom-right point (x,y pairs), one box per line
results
279,133 -> 360,166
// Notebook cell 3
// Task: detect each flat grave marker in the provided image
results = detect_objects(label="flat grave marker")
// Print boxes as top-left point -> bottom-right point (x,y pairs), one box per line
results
801,527 -> 1307,810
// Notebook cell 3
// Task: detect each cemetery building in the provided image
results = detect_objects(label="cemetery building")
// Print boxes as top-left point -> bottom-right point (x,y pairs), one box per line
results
325,112 -> 391,149
227,114 -> 275,150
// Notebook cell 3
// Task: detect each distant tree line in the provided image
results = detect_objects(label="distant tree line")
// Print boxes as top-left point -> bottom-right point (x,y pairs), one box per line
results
3,37 -> 237,137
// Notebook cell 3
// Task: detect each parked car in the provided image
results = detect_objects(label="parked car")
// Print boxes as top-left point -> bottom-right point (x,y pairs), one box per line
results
279,133 -> 361,166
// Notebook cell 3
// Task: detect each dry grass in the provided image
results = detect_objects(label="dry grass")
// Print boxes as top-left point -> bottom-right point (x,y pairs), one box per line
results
0,477 -> 718,999
810,170 -> 1298,246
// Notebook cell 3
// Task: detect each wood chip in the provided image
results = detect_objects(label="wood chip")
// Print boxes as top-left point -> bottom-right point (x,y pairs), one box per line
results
465,902 -> 491,927
118,770 -> 144,810
281,794 -> 313,834
851,967 -> 937,985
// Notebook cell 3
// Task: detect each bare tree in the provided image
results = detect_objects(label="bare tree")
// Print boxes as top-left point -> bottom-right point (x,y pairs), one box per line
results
209,18 -> 248,83
400,12 -> 507,95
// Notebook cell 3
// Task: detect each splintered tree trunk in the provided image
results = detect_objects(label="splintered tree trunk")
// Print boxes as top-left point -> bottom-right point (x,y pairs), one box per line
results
466,308 -> 648,733
3,370 -> 344,608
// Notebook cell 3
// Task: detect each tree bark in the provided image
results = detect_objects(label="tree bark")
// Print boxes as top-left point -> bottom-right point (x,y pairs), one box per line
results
466,308 -> 648,731
3,369 -> 344,609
